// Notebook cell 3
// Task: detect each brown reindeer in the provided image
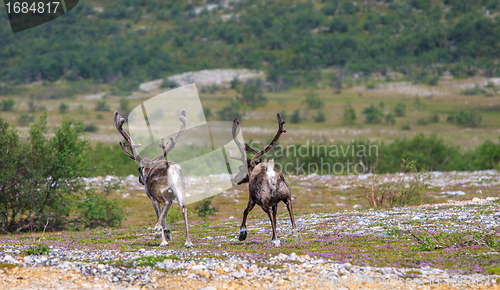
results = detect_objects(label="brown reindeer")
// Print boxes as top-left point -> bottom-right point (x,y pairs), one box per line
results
114,110 -> 192,247
228,113 -> 301,246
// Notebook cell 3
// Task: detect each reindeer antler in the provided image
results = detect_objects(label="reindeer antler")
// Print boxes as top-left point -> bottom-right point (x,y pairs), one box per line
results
253,113 -> 286,159
227,117 -> 247,162
114,111 -> 143,162
150,109 -> 187,162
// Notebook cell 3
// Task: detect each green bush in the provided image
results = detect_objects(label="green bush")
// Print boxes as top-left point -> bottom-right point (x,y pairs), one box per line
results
401,122 -> 411,131
471,137 -> 500,169
17,114 -> 35,126
84,123 -> 99,132
361,159 -> 430,208
237,79 -> 267,109
59,102 -> 69,114
462,84 -> 485,96
1,99 -> 15,112
385,113 -> 396,125
362,105 -> 383,124
73,180 -> 125,230
366,80 -> 377,90
230,77 -> 240,89
161,79 -> 178,89
202,107 -> 212,120
291,109 -> 302,124
304,90 -> 324,109
454,110 -> 482,127
0,114 -> 124,232
218,100 -> 243,121
314,110 -> 326,123
119,98 -> 129,112
393,103 -> 406,117
194,198 -> 217,218
342,105 -> 356,124
95,100 -> 110,112
26,243 -> 50,255
429,113 -> 439,123
87,143 -> 139,176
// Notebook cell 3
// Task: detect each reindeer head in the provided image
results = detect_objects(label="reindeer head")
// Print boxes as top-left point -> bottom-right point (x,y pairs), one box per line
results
114,109 -> 187,184
228,113 -> 286,185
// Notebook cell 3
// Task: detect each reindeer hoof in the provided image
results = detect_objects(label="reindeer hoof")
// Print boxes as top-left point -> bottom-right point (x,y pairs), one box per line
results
292,230 -> 302,242
154,225 -> 163,240
271,239 -> 281,247
159,240 -> 169,247
164,229 -> 171,241
238,228 -> 247,241
184,239 -> 193,248
292,233 -> 302,242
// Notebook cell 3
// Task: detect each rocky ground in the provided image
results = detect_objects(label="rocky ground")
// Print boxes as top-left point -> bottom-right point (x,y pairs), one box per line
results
0,193 -> 499,289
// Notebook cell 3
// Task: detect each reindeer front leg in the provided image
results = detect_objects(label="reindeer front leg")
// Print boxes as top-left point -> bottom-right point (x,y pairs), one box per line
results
239,199 -> 255,241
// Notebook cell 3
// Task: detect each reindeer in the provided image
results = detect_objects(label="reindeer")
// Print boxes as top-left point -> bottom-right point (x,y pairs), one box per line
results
113,110 -> 192,248
227,113 -> 301,246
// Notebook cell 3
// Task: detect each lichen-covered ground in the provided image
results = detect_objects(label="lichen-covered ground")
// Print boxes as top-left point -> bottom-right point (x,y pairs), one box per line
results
0,195 -> 499,289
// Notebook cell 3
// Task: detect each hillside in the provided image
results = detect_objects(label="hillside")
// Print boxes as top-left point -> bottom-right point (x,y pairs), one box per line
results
1,0 -> 500,92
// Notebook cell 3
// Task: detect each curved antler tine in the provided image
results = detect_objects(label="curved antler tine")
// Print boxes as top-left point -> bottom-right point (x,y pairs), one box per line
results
151,110 -> 188,162
114,110 -> 142,162
245,143 -> 259,154
228,117 -> 246,162
253,112 -> 287,159
277,113 -> 287,133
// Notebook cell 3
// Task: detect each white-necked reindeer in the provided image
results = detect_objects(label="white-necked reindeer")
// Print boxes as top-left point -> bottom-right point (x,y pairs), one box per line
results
228,113 -> 301,246
113,110 -> 192,248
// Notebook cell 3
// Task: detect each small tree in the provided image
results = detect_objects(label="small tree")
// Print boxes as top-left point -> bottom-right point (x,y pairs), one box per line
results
237,79 -> 267,109
120,98 -> 129,112
59,102 -> 69,114
314,110 -> 326,123
0,114 -> 124,232
1,99 -> 15,111
362,105 -> 383,124
195,198 -> 218,218
95,100 -> 110,112
304,90 -> 324,109
385,113 -> 396,125
218,99 -> 243,121
394,103 -> 406,117
361,159 -> 430,208
342,105 -> 356,124
455,110 -> 482,127
291,109 -> 301,124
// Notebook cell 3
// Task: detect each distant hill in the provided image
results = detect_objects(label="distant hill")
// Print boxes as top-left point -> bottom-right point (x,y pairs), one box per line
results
1,0 -> 499,91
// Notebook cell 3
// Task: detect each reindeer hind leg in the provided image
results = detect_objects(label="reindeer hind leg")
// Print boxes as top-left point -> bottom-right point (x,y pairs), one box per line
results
239,199 -> 255,241
263,206 -> 280,247
285,197 -> 302,242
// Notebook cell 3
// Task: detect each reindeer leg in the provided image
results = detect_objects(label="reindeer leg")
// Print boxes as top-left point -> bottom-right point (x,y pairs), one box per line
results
272,204 -> 278,230
156,200 -> 171,246
285,198 -> 302,242
161,201 -> 173,241
152,200 -> 163,240
239,199 -> 255,241
263,206 -> 280,247
180,204 -> 192,248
